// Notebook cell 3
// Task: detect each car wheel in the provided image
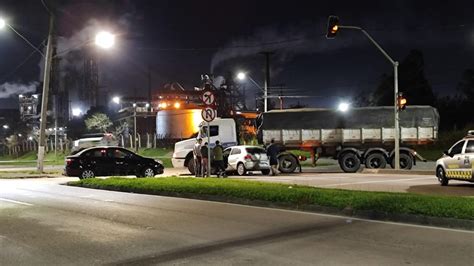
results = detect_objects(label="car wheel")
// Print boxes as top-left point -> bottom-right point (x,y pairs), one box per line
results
339,152 -> 361,173
365,153 -> 387,169
80,169 -> 95,179
261,169 -> 270,175
436,167 -> 449,186
237,163 -> 247,176
143,167 -> 155,178
390,153 -> 413,170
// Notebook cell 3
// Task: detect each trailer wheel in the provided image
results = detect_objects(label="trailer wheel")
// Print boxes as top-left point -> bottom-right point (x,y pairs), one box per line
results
339,152 -> 361,173
365,153 -> 387,169
390,153 -> 413,170
278,154 -> 298,173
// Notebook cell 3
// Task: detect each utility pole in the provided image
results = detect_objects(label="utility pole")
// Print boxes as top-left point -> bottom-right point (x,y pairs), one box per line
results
37,14 -> 54,173
260,52 -> 274,112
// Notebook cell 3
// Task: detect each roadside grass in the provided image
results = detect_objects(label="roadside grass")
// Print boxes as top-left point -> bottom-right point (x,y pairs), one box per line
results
69,177 -> 474,220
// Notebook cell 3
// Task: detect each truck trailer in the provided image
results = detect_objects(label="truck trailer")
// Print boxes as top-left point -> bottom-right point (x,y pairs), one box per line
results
172,106 -> 439,173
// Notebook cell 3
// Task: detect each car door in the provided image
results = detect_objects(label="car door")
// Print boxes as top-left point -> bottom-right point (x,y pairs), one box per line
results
460,140 -> 474,180
87,148 -> 112,176
445,140 -> 466,179
109,148 -> 138,175
227,147 -> 242,170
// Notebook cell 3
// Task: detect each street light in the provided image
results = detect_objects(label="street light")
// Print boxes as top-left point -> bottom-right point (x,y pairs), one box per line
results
338,102 -> 350,112
112,96 -> 120,104
72,108 -> 82,117
2,124 -> 9,129
95,31 -> 115,49
0,18 -> 5,29
237,72 -> 246,81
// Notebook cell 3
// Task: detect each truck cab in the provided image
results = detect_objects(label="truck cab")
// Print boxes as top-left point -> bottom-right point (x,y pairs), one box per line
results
171,118 -> 238,173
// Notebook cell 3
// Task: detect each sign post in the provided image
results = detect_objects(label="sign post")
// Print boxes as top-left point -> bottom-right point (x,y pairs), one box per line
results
201,90 -> 216,177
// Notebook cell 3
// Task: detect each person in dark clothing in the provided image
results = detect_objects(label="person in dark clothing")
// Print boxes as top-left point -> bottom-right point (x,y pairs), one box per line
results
200,142 -> 209,177
266,138 -> 279,176
213,140 -> 226,177
193,138 -> 202,177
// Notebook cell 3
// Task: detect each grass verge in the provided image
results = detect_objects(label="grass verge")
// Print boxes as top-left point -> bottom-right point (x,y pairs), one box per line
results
69,177 -> 474,221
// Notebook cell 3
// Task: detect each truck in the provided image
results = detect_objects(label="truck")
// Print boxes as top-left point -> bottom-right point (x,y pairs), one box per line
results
172,106 -> 439,173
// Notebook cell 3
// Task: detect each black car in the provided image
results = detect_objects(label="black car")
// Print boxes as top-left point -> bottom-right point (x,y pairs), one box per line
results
64,146 -> 164,179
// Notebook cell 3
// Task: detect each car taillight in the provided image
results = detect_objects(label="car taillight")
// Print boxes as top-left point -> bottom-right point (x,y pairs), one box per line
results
244,155 -> 253,160
66,158 -> 74,165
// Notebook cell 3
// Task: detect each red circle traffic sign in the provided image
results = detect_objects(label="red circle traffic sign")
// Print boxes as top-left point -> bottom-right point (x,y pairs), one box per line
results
201,107 -> 217,122
201,90 -> 216,106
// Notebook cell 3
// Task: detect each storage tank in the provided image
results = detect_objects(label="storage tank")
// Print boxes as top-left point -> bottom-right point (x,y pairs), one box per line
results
156,109 -> 203,139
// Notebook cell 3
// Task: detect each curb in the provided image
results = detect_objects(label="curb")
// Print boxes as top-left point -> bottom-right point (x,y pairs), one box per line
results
362,169 -> 434,176
70,184 -> 473,231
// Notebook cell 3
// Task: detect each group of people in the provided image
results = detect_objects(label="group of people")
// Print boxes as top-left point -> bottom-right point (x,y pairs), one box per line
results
192,138 -> 227,177
192,138 -> 281,177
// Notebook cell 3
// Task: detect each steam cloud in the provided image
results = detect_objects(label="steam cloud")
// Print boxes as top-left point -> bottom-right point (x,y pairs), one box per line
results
0,81 -> 39,98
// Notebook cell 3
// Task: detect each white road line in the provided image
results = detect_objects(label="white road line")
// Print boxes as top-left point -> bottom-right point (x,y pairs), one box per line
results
319,177 -> 434,187
188,197 -> 474,234
0,197 -> 33,206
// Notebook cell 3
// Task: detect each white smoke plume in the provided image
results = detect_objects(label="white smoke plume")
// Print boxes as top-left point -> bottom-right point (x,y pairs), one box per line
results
0,81 -> 39,98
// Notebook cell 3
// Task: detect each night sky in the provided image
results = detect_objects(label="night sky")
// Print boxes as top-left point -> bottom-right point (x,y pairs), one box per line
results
0,0 -> 472,109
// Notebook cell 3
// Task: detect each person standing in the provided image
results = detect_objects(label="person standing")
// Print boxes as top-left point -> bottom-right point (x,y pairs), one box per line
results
213,140 -> 226,177
193,138 -> 202,177
200,142 -> 209,177
266,138 -> 279,176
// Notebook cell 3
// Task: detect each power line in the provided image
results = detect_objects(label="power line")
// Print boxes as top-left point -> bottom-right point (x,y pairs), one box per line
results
0,39 -> 46,83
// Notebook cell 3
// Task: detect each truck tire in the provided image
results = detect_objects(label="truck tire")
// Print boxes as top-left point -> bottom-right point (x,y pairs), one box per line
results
390,153 -> 413,170
365,153 -> 387,169
339,152 -> 361,173
187,158 -> 196,175
278,154 -> 298,173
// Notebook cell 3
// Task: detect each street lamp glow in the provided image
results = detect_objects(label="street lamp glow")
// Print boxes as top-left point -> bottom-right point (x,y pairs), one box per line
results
2,124 -> 9,129
95,31 -> 115,49
338,102 -> 350,112
0,18 -> 5,29
237,72 -> 246,80
112,96 -> 120,104
174,102 -> 181,109
72,108 -> 82,117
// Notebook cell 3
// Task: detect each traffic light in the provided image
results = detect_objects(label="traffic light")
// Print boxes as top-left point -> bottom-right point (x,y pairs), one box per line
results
397,93 -> 407,111
326,15 -> 340,39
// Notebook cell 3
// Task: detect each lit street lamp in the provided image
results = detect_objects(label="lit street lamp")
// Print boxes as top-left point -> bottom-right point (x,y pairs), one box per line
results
72,108 -> 83,117
95,31 -> 115,49
112,96 -> 121,104
2,124 -> 9,130
338,102 -> 350,112
0,18 -> 5,29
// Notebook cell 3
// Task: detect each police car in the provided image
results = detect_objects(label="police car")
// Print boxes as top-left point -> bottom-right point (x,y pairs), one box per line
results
435,130 -> 474,186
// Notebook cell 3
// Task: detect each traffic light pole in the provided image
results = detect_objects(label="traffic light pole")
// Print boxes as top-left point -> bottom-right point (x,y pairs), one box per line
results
339,25 -> 400,170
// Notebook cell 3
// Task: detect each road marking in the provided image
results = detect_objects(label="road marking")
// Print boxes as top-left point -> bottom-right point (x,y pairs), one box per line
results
0,197 -> 33,206
318,177 -> 434,187
193,198 -> 474,234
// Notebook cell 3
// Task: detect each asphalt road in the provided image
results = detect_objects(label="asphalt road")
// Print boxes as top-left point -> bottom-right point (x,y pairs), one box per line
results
0,177 -> 473,265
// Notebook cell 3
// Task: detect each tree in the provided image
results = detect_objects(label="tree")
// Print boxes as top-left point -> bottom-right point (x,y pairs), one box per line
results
372,50 -> 435,106
85,113 -> 112,133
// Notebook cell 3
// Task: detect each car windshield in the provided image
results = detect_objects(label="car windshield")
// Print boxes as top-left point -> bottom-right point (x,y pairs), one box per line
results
246,147 -> 266,154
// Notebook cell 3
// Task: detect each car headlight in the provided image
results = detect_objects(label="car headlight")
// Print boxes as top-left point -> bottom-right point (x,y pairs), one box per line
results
155,159 -> 163,165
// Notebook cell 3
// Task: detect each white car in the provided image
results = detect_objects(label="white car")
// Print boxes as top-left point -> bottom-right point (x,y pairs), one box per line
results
435,130 -> 474,186
223,146 -> 271,176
